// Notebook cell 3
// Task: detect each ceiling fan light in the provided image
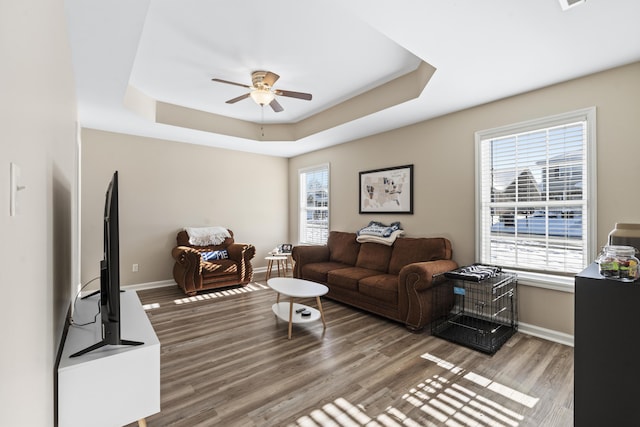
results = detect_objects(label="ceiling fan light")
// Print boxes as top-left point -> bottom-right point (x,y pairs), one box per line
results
250,88 -> 275,106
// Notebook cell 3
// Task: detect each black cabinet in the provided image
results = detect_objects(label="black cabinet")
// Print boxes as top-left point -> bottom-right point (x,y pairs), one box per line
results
574,263 -> 639,425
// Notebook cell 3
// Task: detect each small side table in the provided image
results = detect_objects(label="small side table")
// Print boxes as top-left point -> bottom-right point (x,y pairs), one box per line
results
265,255 -> 289,280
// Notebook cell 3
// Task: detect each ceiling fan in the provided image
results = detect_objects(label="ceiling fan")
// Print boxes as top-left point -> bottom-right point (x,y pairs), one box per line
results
211,70 -> 312,113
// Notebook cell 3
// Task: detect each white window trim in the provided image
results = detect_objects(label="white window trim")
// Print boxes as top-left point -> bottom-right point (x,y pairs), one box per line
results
298,163 -> 330,245
474,107 -> 597,293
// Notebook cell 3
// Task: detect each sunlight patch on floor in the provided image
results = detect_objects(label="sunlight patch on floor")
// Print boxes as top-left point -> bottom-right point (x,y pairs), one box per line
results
404,377 -> 524,426
408,352 -> 537,426
292,352 -> 537,427
142,302 -> 160,310
141,283 -> 269,309
421,353 -> 539,409
173,282 -> 269,305
383,407 -> 421,426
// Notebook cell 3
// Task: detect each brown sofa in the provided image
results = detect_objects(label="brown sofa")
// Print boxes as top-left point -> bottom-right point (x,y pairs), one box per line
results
292,231 -> 457,330
172,229 -> 256,296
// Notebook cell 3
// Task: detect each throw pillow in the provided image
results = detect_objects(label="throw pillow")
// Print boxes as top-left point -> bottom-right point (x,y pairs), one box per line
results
201,250 -> 229,261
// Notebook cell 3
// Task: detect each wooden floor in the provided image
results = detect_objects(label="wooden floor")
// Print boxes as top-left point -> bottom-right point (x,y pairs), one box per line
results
127,282 -> 573,427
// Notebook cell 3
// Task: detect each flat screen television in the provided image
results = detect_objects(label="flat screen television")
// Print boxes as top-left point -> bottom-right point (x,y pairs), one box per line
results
71,171 -> 143,357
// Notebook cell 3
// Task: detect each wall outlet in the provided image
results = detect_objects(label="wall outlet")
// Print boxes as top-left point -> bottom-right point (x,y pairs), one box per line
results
132,264 -> 139,272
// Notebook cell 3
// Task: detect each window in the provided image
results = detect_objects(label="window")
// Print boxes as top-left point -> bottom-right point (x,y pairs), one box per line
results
475,108 -> 596,281
299,164 -> 329,245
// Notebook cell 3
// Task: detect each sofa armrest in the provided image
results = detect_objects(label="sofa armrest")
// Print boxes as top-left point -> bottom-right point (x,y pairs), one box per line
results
291,245 -> 330,278
226,243 -> 256,281
398,259 -> 458,331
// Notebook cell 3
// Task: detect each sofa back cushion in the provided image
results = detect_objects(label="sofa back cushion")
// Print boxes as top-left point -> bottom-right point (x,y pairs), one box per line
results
328,231 -> 360,265
388,237 -> 452,275
356,242 -> 393,273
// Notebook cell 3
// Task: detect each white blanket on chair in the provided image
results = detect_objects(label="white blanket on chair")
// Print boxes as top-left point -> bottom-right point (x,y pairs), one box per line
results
185,226 -> 231,246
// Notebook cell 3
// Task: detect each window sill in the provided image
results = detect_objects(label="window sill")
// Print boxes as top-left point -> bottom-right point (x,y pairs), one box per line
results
502,269 -> 576,293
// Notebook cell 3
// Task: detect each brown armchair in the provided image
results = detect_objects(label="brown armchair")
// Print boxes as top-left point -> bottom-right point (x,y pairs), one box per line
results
172,229 -> 256,296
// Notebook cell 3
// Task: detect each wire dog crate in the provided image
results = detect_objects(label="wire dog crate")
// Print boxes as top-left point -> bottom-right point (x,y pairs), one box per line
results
432,268 -> 517,355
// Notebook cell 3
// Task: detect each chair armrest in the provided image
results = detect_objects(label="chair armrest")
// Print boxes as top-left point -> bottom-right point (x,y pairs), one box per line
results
226,243 -> 256,281
172,245 -> 200,261
226,242 -> 255,261
291,245 -> 330,278
398,259 -> 458,331
172,246 -> 204,294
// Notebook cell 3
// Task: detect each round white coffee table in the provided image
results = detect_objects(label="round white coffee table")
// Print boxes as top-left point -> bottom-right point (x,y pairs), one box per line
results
267,277 -> 328,339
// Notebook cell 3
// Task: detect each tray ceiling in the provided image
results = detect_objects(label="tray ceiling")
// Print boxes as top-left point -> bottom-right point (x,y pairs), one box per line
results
65,0 -> 640,157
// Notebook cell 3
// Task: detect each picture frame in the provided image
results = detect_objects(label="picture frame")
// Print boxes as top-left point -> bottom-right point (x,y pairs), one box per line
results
359,164 -> 413,214
278,243 -> 293,253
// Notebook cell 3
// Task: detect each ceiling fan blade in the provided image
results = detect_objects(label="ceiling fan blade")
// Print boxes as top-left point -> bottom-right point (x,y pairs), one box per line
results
226,93 -> 251,104
275,90 -> 312,101
212,78 -> 251,89
269,98 -> 284,113
262,72 -> 280,87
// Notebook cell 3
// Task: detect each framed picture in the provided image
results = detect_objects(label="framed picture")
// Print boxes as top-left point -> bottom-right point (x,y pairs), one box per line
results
359,164 -> 413,214
279,244 -> 293,253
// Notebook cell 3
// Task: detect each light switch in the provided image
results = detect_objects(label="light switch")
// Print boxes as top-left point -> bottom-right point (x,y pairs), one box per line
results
10,163 -> 24,217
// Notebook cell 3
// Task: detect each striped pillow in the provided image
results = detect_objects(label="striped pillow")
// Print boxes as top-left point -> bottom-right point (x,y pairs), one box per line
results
201,250 -> 229,261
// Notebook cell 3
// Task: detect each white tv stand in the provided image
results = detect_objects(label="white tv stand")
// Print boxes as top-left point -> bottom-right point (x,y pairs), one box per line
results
57,290 -> 160,427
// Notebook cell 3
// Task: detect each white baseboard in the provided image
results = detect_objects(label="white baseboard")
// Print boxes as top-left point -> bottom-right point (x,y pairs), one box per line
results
518,322 -> 574,347
122,279 -> 175,292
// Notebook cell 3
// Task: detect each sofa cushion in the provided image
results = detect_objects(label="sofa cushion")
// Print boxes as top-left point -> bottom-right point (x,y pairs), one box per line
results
388,237 -> 452,275
355,242 -> 393,273
302,262 -> 351,284
202,259 -> 237,275
359,274 -> 398,305
201,261 -> 240,285
327,267 -> 380,292
328,231 -> 360,265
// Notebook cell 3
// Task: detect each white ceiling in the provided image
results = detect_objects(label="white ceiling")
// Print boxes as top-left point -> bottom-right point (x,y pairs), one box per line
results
65,0 -> 640,158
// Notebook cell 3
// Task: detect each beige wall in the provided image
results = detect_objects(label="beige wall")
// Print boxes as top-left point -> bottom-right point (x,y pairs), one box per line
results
0,0 -> 78,425
80,62 -> 640,337
289,61 -> 640,336
81,130 -> 289,288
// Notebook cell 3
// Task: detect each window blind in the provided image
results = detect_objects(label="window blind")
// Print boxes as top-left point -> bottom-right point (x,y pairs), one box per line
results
477,110 -> 594,275
299,164 -> 329,245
